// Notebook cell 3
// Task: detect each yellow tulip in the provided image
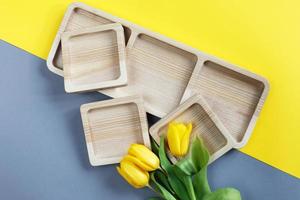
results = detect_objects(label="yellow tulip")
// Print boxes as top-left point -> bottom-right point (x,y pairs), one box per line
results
117,159 -> 149,188
128,144 -> 160,171
167,122 -> 192,157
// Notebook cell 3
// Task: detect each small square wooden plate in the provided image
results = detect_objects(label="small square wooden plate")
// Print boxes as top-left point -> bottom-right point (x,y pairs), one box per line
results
150,94 -> 235,162
80,96 -> 150,166
61,23 -> 127,93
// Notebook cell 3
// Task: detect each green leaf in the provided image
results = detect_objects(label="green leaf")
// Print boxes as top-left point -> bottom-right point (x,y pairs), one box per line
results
184,177 -> 197,200
203,188 -> 242,200
150,173 -> 177,200
191,138 -> 209,169
167,166 -> 191,200
158,136 -> 190,200
193,166 -> 211,200
176,137 -> 209,175
158,136 -> 172,172
173,166 -> 196,200
150,136 -> 160,157
153,170 -> 174,195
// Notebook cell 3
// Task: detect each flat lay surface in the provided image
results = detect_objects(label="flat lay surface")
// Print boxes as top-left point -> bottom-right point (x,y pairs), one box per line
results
1,0 -> 300,178
0,40 -> 300,199
0,0 -> 300,199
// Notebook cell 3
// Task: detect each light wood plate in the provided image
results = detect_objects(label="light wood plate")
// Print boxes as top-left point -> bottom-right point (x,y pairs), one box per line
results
150,94 -> 234,162
62,23 -> 127,93
80,96 -> 150,166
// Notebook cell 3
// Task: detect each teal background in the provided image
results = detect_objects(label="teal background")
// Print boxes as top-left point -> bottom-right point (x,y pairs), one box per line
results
0,40 -> 299,199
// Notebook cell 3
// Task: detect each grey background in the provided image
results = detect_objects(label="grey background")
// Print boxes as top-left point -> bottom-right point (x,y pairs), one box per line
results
0,40 -> 299,200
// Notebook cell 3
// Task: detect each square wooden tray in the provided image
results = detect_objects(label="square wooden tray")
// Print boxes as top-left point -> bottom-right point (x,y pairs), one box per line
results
80,96 -> 150,166
62,23 -> 127,93
150,94 -> 234,162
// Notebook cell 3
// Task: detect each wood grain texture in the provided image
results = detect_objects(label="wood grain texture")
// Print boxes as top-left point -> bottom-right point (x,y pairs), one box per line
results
182,60 -> 269,148
61,23 -> 127,93
102,33 -> 198,117
48,6 -> 131,73
80,96 -> 150,166
150,94 -> 234,162
51,7 -> 113,70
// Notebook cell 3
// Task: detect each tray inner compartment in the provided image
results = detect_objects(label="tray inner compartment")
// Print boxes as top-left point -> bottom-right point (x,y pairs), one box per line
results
156,103 -> 227,154
190,61 -> 265,142
127,34 -> 198,115
85,102 -> 144,159
64,29 -> 121,86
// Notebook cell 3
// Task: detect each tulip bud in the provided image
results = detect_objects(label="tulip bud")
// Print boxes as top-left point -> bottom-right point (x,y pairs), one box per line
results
117,159 -> 149,188
167,122 -> 192,157
128,144 -> 160,171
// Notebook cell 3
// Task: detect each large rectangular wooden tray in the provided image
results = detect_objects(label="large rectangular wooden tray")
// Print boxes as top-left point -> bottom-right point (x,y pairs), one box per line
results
48,2 -> 269,148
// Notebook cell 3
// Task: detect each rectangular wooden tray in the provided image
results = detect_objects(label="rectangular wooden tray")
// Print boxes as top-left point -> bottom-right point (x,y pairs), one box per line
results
62,23 -> 127,93
80,96 -> 150,166
48,2 -> 269,147
150,94 -> 234,162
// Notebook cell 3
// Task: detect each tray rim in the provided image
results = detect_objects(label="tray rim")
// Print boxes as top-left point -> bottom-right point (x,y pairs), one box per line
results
62,23 -> 128,93
80,95 -> 150,166
149,94 -> 235,163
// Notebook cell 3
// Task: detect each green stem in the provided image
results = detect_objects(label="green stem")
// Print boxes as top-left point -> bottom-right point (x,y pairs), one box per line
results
147,185 -> 160,195
184,176 -> 197,200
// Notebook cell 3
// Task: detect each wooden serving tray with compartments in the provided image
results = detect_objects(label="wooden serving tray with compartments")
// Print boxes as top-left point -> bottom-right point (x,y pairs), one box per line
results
48,2 -> 269,149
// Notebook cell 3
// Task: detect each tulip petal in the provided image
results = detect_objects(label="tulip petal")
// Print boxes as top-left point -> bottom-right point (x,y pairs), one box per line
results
167,123 -> 182,156
128,144 -> 160,171
117,166 -> 138,188
177,123 -> 187,138
180,123 -> 192,156
123,155 -> 154,171
120,160 -> 149,188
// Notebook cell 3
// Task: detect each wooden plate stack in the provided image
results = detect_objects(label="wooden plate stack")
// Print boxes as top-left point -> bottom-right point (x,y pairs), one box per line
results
47,2 -> 269,166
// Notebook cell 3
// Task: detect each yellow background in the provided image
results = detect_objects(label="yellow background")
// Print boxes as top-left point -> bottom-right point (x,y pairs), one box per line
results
1,0 -> 299,178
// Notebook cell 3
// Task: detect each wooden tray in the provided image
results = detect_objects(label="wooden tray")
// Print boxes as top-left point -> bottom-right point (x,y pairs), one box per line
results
62,23 -> 127,93
181,60 -> 269,148
48,2 -> 269,147
150,94 -> 234,162
80,96 -> 150,166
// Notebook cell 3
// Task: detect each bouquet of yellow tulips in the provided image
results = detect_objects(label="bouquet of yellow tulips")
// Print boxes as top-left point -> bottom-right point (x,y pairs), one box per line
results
117,122 -> 242,200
